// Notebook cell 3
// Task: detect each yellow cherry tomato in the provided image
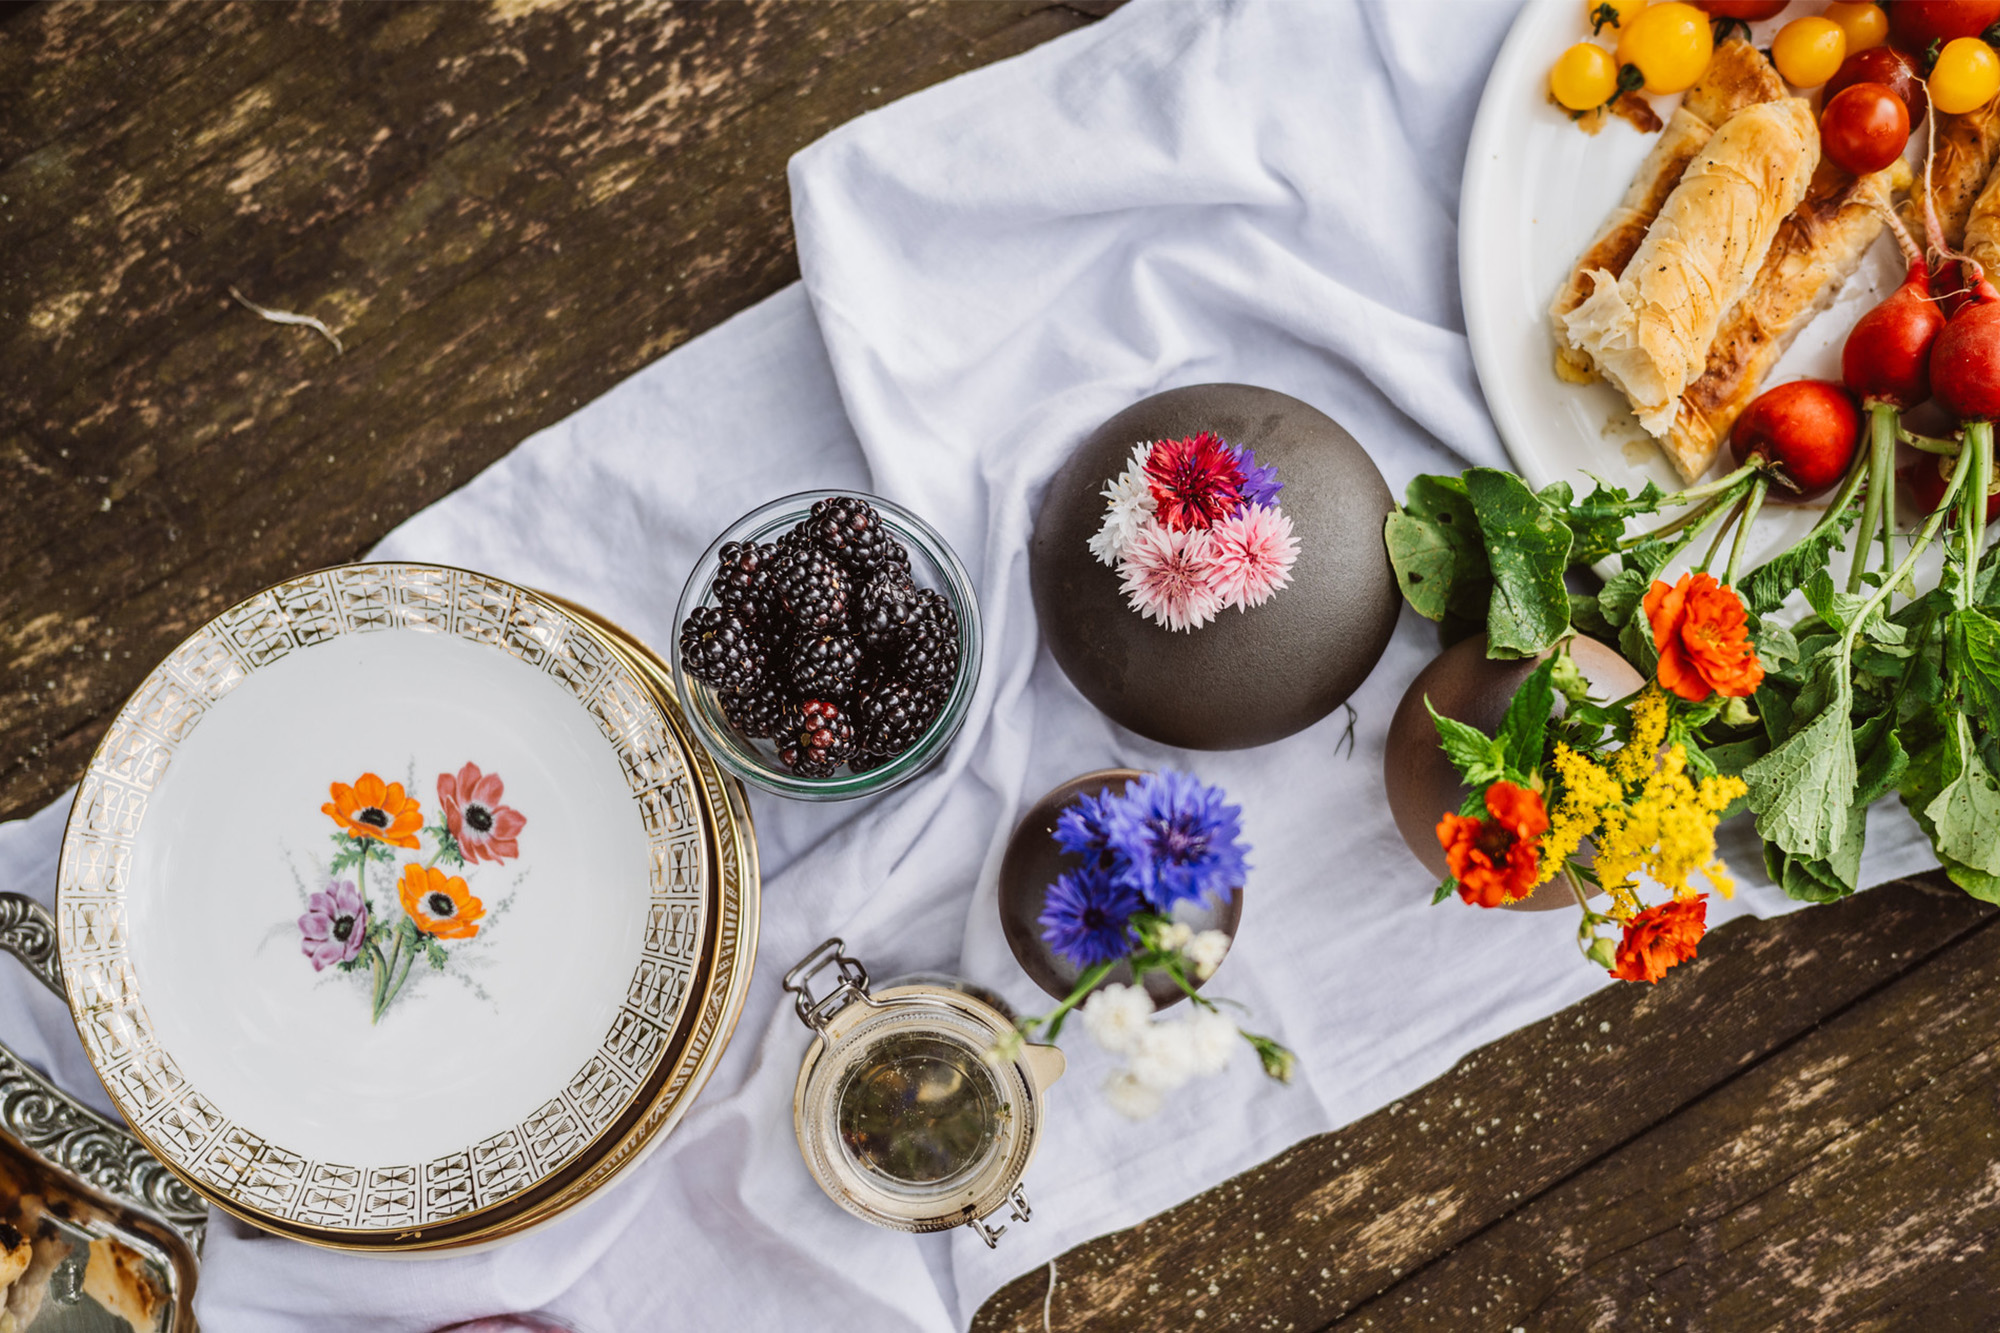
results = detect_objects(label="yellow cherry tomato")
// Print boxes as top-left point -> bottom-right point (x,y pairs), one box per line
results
1587,0 -> 1646,36
1771,17 -> 1848,89
1615,2 -> 1714,95
1824,3 -> 1888,53
1931,37 -> 2000,116
1551,41 -> 1622,110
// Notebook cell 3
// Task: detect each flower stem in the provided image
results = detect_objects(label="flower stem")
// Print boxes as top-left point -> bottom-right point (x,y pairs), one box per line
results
1851,403 -> 1900,594
1033,960 -> 1116,1042
1723,477 -> 1767,588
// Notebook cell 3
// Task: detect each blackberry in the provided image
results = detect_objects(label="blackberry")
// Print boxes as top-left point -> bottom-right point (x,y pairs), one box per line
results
709,541 -> 779,627
854,680 -> 940,758
805,496 -> 910,582
791,632 -> 862,700
721,683 -> 792,740
847,749 -> 892,775
855,572 -> 920,658
772,544 -> 850,632
898,590 -> 961,688
779,699 -> 855,777
679,607 -> 765,695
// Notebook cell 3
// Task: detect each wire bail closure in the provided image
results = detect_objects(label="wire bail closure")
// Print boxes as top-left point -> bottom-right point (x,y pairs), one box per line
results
782,937 -> 872,1033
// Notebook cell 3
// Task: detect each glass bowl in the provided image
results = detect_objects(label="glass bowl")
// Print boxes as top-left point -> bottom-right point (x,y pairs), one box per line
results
672,490 -> 982,800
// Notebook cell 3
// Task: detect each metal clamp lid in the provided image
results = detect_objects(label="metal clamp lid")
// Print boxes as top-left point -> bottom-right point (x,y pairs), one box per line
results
782,938 -> 871,1033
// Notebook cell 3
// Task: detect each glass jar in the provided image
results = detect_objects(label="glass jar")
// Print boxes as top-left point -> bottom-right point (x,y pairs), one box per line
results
672,490 -> 983,801
784,939 -> 1063,1247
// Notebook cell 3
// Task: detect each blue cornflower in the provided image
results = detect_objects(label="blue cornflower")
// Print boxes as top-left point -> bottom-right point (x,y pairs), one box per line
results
1038,862 -> 1144,968
1231,445 -> 1283,509
1053,787 -> 1121,859
1105,770 -> 1250,912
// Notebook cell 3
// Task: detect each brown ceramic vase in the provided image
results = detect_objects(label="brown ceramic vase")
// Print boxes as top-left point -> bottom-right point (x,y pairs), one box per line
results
1030,383 -> 1399,749
997,769 -> 1242,1008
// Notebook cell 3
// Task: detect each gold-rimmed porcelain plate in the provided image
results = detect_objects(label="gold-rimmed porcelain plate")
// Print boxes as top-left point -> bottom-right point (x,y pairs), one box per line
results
56,564 -> 739,1245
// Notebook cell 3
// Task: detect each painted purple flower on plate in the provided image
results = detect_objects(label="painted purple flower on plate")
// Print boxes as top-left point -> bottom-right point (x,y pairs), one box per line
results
1105,770 -> 1249,912
299,879 -> 369,971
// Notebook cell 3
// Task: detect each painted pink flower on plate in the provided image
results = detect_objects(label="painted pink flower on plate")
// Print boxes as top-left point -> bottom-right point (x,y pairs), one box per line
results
299,879 -> 368,971
1117,520 -> 1226,633
438,762 -> 526,865
1207,504 -> 1299,610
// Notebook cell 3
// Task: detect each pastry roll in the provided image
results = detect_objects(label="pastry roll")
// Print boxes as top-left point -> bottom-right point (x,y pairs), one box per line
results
1963,148 -> 2000,280
1668,157 -> 1912,482
1549,39 -> 1785,383
1562,98 -> 1819,438
1918,94 -> 2000,252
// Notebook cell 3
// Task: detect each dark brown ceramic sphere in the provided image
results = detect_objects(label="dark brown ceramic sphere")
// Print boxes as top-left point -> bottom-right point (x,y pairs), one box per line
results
1384,633 -> 1643,912
1030,383 -> 1399,749
998,769 -> 1242,1007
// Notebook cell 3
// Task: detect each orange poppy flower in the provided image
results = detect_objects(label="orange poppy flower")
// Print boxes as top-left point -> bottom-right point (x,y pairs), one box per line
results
323,773 -> 423,849
1642,572 -> 1764,702
1610,896 -> 1706,983
1435,781 -> 1550,909
397,863 -> 485,941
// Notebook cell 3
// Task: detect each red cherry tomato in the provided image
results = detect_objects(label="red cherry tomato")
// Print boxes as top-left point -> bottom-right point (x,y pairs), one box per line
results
1821,83 -> 1913,173
1900,455 -> 2000,518
1825,45 -> 1930,128
1889,1 -> 2000,56
1730,379 -> 1863,499
1693,0 -> 1788,17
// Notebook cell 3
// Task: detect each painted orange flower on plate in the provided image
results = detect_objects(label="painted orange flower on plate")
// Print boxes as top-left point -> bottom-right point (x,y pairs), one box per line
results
1436,780 -> 1550,909
1610,896 -> 1706,984
398,863 -> 486,941
437,762 -> 526,865
1642,572 -> 1764,702
322,773 -> 423,849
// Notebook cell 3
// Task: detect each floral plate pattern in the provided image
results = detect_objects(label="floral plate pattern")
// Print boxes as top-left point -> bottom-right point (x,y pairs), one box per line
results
55,564 -> 722,1237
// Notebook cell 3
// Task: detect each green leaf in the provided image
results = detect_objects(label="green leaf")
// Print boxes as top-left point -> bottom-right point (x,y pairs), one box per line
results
1619,602 -> 1660,679
1738,511 -> 1853,615
1945,857 -> 2000,903
1386,476 -> 1490,624
1466,468 -> 1574,658
1425,697 -> 1504,786
1854,714 -> 1910,808
1764,842 -> 1858,903
1742,664 -> 1856,862
1948,606 -> 2000,736
1431,878 -> 1456,906
1568,594 -> 1611,637
425,938 -> 449,971
1597,568 -> 1649,631
1753,620 -> 1800,671
1754,683 -> 1793,746
1565,477 -> 1668,565
1385,512 -> 1454,622
1926,728 -> 2000,876
1497,655 -> 1560,779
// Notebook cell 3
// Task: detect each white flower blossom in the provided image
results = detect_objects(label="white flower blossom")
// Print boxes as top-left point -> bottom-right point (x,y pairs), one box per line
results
1087,444 -> 1158,567
1183,1006 -> 1238,1077
1079,982 -> 1155,1056
1154,920 -> 1194,953
1102,1069 -> 1163,1120
1185,929 -> 1231,980
1129,1018 -> 1198,1093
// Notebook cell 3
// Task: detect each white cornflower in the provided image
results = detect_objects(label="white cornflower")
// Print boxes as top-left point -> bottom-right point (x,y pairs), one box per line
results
1154,920 -> 1194,953
1129,1018 -> 1197,1093
1185,929 -> 1231,980
1087,444 -> 1158,567
1079,982 -> 1155,1056
1183,1006 -> 1237,1077
1102,1069 -> 1163,1120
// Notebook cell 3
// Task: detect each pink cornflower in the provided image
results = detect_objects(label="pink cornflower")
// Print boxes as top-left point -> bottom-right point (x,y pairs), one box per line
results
1144,432 -> 1245,532
1117,520 -> 1226,633
1207,504 -> 1299,610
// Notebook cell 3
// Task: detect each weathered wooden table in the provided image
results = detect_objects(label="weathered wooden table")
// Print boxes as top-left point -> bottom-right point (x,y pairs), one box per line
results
6,4 -> 1997,1328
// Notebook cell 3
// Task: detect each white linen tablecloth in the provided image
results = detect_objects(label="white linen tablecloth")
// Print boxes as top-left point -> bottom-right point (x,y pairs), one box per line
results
0,2 -> 1941,1328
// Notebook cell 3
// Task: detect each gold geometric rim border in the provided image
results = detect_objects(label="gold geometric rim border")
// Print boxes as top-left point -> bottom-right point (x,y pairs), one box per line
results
54,563 -> 714,1237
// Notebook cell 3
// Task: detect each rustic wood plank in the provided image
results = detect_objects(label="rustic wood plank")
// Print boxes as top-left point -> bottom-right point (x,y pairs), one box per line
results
0,0 -> 1116,822
971,875 -> 1994,1332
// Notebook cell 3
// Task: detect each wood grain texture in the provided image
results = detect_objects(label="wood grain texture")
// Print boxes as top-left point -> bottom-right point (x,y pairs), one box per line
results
0,0 -> 1114,822
971,875 -> 1997,1332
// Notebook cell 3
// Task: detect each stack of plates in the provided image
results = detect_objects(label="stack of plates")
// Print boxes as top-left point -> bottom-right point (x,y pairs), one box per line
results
54,563 -> 758,1252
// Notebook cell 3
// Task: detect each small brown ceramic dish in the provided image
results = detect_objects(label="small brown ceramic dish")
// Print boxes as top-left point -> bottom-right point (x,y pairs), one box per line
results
996,770 -> 1242,1006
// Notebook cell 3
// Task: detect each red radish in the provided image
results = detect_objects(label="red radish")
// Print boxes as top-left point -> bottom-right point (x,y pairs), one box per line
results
1826,47 -> 1929,130
1890,1 -> 2000,54
1843,256 -> 1946,410
1901,456 -> 2000,519
1730,380 -> 1863,498
1930,280 -> 2000,420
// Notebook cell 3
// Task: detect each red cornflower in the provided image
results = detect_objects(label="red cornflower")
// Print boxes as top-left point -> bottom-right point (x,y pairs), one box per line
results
1610,896 -> 1707,983
1144,432 -> 1246,531
1435,781 -> 1549,909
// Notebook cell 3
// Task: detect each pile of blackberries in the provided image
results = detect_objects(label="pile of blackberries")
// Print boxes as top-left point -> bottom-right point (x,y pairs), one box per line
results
680,496 -> 962,778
